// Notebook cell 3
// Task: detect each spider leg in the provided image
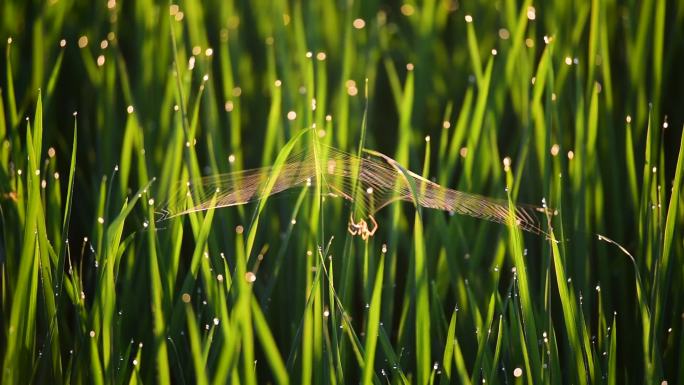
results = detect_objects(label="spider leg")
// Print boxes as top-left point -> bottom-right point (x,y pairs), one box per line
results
367,215 -> 378,236
348,214 -> 359,235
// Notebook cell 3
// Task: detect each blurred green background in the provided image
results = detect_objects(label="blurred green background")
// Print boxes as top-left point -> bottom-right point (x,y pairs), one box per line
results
1,0 -> 683,384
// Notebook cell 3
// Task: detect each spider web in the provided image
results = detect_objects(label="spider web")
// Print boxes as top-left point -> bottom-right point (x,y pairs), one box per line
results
159,144 -> 550,235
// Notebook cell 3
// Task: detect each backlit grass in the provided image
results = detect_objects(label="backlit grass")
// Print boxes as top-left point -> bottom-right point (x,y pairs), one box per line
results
1,0 -> 683,384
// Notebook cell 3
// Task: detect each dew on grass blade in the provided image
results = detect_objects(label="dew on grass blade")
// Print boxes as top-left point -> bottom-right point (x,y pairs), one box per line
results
400,4 -> 415,16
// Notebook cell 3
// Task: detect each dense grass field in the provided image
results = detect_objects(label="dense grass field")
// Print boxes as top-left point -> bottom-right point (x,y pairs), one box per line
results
1,0 -> 683,384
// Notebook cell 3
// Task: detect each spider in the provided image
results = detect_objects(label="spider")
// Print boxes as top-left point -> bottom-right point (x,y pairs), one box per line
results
347,214 -> 378,240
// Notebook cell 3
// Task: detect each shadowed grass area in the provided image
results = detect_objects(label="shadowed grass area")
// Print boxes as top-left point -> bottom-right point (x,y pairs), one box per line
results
1,0 -> 683,384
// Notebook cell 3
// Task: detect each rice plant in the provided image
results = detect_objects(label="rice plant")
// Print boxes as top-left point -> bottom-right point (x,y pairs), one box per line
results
1,0 -> 682,384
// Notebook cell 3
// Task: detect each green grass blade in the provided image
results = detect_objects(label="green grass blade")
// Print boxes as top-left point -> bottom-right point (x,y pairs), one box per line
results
183,297 -> 209,385
251,297 -> 289,385
244,128 -> 309,259
361,253 -> 384,385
